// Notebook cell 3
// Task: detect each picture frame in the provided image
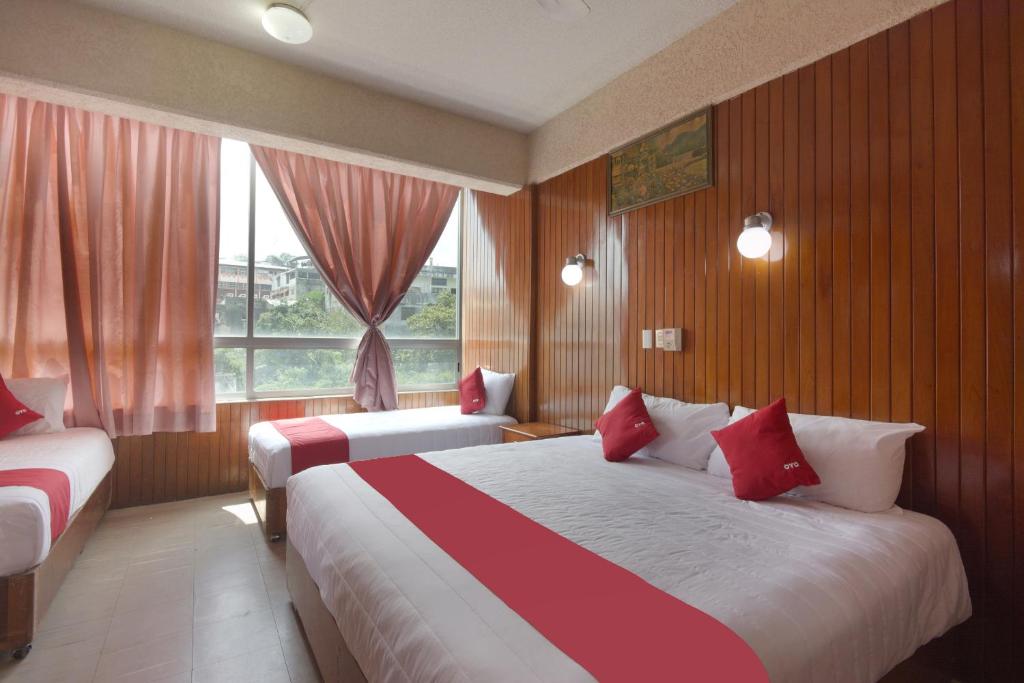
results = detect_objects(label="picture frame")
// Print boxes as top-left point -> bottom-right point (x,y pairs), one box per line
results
608,107 -> 714,216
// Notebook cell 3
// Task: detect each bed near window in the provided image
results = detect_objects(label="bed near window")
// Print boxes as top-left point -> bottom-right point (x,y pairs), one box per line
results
285,436 -> 970,683
0,428 -> 115,659
248,404 -> 516,540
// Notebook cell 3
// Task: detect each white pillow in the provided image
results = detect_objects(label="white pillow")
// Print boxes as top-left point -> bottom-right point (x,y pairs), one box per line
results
595,385 -> 729,469
708,405 -> 924,512
479,368 -> 515,416
6,376 -> 68,436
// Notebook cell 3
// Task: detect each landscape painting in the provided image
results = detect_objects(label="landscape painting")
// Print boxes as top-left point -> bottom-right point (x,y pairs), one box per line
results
608,107 -> 713,215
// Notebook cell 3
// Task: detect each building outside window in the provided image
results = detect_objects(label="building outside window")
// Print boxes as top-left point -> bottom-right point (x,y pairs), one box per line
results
214,139 -> 461,399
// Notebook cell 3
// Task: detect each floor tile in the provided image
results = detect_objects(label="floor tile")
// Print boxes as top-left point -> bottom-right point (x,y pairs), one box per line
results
93,629 -> 192,683
192,608 -> 279,667
191,643 -> 291,683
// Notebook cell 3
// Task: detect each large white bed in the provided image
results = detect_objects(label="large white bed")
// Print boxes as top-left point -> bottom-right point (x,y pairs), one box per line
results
287,436 -> 971,683
0,427 -> 115,577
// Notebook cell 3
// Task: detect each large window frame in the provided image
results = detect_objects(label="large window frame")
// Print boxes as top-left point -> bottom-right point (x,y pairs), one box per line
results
215,154 -> 462,401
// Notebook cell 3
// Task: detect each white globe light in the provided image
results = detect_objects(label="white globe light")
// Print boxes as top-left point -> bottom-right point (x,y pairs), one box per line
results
736,227 -> 772,259
561,263 -> 584,286
262,4 -> 313,44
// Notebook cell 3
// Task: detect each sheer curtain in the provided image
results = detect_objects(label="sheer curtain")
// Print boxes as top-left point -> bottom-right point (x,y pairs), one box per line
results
0,94 -> 220,436
251,145 -> 459,411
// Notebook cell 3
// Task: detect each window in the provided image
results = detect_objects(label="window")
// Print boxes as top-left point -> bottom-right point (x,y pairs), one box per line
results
215,139 -> 461,399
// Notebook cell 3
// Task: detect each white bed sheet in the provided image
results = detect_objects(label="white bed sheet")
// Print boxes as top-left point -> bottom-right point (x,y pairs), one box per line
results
287,436 -> 971,683
0,428 -> 115,576
249,405 -> 516,488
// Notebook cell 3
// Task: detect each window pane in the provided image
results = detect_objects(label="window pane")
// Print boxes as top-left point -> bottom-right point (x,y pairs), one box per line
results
392,348 -> 459,386
253,168 -> 364,338
381,194 -> 460,339
253,349 -> 356,392
214,347 -> 245,394
215,140 -> 252,336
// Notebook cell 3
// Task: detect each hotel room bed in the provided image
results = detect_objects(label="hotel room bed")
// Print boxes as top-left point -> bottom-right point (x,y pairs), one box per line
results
0,427 -> 115,658
248,405 -> 517,539
286,435 -> 971,683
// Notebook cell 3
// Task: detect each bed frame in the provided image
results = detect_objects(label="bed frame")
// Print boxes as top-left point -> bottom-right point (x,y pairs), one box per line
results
0,471 -> 112,660
285,535 -> 960,683
249,462 -> 286,541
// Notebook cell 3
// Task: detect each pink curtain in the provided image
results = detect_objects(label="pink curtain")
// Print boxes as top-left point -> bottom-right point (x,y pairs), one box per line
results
251,146 -> 459,411
0,94 -> 220,436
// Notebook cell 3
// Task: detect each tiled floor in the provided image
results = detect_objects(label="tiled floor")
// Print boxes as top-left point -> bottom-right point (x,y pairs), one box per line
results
0,493 -> 320,683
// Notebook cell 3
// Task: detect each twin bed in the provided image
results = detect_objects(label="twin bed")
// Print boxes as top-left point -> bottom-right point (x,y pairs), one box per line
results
0,427 -> 114,659
280,426 -> 971,682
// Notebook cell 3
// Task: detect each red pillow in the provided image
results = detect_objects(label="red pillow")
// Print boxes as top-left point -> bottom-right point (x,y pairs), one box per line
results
0,374 -> 43,438
594,388 -> 659,462
458,367 -> 487,414
710,398 -> 820,500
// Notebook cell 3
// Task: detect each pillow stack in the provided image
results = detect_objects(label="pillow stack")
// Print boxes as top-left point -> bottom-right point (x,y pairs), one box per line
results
0,375 -> 68,438
458,367 -> 516,416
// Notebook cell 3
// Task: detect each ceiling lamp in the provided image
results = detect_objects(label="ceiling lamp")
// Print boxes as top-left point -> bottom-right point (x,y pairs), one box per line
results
262,4 -> 313,44
536,0 -> 591,22
737,212 -> 773,259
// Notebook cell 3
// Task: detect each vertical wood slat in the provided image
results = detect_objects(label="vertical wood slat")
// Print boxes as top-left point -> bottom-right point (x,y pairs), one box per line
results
461,3 -> 1022,678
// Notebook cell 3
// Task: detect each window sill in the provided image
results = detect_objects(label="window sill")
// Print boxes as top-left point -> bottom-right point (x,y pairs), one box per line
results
215,387 -> 457,405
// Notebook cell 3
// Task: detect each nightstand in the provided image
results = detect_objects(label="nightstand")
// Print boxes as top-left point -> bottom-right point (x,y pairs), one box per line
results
500,422 -> 583,443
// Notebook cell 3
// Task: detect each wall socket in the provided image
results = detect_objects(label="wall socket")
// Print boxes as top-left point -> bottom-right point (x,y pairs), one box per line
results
655,328 -> 683,352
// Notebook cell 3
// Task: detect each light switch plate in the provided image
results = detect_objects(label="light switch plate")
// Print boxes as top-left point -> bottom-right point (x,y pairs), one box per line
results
657,328 -> 683,352
641,329 -> 653,349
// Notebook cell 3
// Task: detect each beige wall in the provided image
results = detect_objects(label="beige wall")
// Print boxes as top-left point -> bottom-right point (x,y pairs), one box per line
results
0,0 -> 527,195
528,0 -> 946,183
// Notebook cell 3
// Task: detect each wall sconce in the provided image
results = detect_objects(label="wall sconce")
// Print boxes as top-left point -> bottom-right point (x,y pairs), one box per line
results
561,253 -> 586,286
737,212 -> 773,259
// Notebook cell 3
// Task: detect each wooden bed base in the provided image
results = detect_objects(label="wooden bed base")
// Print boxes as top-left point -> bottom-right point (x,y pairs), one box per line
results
0,471 -> 112,660
286,540 -> 366,682
249,462 -> 286,541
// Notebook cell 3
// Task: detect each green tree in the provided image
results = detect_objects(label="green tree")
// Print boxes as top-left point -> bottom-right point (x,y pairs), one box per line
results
256,290 -> 364,337
405,290 -> 456,338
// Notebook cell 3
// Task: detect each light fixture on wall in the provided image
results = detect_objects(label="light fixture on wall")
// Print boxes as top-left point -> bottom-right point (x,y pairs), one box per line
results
262,4 -> 313,44
737,212 -> 773,259
561,254 -> 586,286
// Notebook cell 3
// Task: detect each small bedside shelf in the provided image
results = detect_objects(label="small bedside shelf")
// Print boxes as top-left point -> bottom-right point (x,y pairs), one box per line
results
500,422 -> 583,443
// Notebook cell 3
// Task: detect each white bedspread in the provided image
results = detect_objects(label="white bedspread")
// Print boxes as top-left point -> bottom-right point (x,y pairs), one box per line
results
0,428 -> 114,576
249,405 -> 516,488
287,436 -> 971,683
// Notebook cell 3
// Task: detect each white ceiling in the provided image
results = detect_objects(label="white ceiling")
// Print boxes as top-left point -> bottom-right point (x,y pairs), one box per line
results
74,0 -> 736,132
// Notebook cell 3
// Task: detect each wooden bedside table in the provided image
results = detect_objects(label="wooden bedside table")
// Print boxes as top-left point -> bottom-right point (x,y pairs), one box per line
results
500,422 -> 583,443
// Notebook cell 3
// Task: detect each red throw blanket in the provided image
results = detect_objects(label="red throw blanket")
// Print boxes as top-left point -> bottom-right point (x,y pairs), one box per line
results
271,417 -> 350,475
349,455 -> 768,683
0,468 -> 72,542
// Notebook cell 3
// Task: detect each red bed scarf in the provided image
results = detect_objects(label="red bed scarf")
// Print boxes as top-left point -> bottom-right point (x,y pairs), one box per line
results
0,468 -> 71,542
271,417 -> 350,475
349,455 -> 768,682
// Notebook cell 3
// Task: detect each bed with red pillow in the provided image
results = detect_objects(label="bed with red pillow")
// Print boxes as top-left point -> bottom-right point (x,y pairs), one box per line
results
285,433 -> 970,683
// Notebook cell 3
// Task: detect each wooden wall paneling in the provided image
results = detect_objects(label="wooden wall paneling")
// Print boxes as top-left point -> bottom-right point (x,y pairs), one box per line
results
1010,0 -> 1024,668
459,2 -> 1024,676
980,2 -> 1014,676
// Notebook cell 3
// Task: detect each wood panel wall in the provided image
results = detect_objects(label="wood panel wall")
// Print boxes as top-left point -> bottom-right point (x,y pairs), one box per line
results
463,1 -> 1023,678
461,187 -> 535,421
108,390 -> 458,509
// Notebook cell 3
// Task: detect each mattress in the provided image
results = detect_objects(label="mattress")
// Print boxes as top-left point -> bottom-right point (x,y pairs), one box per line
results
249,404 -> 517,488
0,428 -> 115,576
287,436 -> 971,683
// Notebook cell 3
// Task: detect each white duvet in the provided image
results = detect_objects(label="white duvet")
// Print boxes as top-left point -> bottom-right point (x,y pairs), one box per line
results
249,405 -> 516,488
287,436 -> 971,683
0,428 -> 115,576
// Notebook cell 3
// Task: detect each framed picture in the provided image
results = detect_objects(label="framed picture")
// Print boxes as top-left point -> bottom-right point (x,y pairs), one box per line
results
608,107 -> 713,216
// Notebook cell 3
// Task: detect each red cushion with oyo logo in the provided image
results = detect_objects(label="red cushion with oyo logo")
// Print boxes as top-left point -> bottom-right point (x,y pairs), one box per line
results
594,388 -> 659,462
458,367 -> 487,414
710,398 -> 820,500
0,374 -> 43,438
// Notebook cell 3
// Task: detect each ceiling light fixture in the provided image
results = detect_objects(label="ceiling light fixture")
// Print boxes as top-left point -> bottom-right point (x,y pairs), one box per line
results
536,0 -> 591,22
737,212 -> 773,259
262,4 -> 313,44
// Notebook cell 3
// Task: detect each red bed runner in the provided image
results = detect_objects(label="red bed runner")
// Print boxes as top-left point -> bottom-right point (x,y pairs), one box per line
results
349,455 -> 768,683
272,417 -> 350,475
0,468 -> 71,542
